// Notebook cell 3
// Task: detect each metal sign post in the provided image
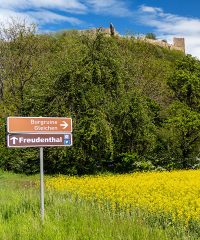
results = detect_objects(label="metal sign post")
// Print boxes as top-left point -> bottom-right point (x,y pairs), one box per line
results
6,116 -> 73,224
40,147 -> 44,223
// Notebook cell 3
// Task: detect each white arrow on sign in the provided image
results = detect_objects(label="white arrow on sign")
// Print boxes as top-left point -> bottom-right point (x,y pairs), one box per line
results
60,121 -> 68,129
10,137 -> 18,145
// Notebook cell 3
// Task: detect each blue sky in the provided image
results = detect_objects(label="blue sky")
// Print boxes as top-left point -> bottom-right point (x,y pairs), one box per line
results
1,0 -> 200,57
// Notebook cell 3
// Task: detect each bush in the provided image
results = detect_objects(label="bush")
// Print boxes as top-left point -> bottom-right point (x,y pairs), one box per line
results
114,153 -> 155,173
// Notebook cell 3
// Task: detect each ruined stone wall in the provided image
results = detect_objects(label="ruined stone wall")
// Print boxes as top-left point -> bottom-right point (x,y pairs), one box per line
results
140,38 -> 170,49
139,37 -> 185,53
78,26 -> 119,37
78,25 -> 185,53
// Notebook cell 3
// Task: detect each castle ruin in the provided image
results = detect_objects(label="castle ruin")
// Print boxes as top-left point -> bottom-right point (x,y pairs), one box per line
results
172,37 -> 185,52
78,24 -> 185,53
78,23 -> 119,37
141,37 -> 185,53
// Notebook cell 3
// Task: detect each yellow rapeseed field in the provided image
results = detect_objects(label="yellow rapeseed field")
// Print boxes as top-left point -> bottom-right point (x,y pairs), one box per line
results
46,170 -> 200,223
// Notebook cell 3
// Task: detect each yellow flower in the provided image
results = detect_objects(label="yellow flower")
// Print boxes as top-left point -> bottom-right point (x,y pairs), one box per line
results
46,170 -> 200,224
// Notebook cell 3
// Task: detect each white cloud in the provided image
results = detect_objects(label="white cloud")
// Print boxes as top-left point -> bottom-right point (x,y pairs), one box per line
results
0,0 -> 131,30
0,9 -> 35,24
0,0 -> 87,13
140,5 -> 162,14
0,8 -> 83,26
85,0 -> 132,17
139,5 -> 200,58
29,0 -> 87,14
0,0 -> 86,29
29,10 -> 84,25
0,0 -> 131,16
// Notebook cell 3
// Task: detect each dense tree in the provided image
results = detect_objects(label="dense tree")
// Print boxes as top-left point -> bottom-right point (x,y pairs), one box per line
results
162,102 -> 200,168
145,33 -> 156,40
1,21 -> 198,174
161,55 -> 200,168
0,19 -> 61,116
168,55 -> 200,111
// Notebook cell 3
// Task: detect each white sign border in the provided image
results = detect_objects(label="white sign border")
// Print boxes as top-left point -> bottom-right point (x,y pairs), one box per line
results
7,133 -> 73,148
7,116 -> 73,133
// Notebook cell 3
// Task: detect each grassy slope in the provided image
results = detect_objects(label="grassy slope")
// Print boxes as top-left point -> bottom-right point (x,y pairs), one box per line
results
0,171 -> 195,240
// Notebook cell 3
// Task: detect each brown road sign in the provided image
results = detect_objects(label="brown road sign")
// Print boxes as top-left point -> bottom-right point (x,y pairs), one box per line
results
7,117 -> 72,133
7,133 -> 72,148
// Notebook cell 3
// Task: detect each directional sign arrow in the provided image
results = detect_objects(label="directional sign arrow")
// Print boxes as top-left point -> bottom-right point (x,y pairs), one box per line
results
7,117 -> 72,133
60,121 -> 68,129
7,133 -> 73,148
10,137 -> 18,145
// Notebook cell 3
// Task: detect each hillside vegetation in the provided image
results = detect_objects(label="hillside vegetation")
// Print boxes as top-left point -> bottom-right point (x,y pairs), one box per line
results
0,21 -> 200,174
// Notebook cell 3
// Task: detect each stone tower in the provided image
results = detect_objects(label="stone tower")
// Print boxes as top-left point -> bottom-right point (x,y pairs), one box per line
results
109,23 -> 115,36
173,37 -> 185,53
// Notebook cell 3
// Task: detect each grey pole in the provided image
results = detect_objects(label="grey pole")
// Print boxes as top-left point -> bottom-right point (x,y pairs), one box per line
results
40,147 -> 44,223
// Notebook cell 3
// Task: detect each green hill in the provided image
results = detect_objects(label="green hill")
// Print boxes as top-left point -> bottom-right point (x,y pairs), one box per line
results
0,23 -> 199,174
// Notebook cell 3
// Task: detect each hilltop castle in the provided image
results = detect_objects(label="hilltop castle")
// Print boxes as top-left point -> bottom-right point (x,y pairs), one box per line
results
140,37 -> 185,53
79,24 -> 185,53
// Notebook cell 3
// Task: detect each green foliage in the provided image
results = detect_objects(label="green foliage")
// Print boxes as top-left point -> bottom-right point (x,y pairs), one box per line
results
0,22 -> 199,174
145,33 -> 156,40
114,152 -> 155,173
111,93 -> 156,156
163,102 -> 200,168
168,55 -> 200,111
160,55 -> 200,168
0,20 -> 55,116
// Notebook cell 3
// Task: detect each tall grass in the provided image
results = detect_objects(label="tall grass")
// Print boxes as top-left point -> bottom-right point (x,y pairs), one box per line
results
0,171 -> 196,240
